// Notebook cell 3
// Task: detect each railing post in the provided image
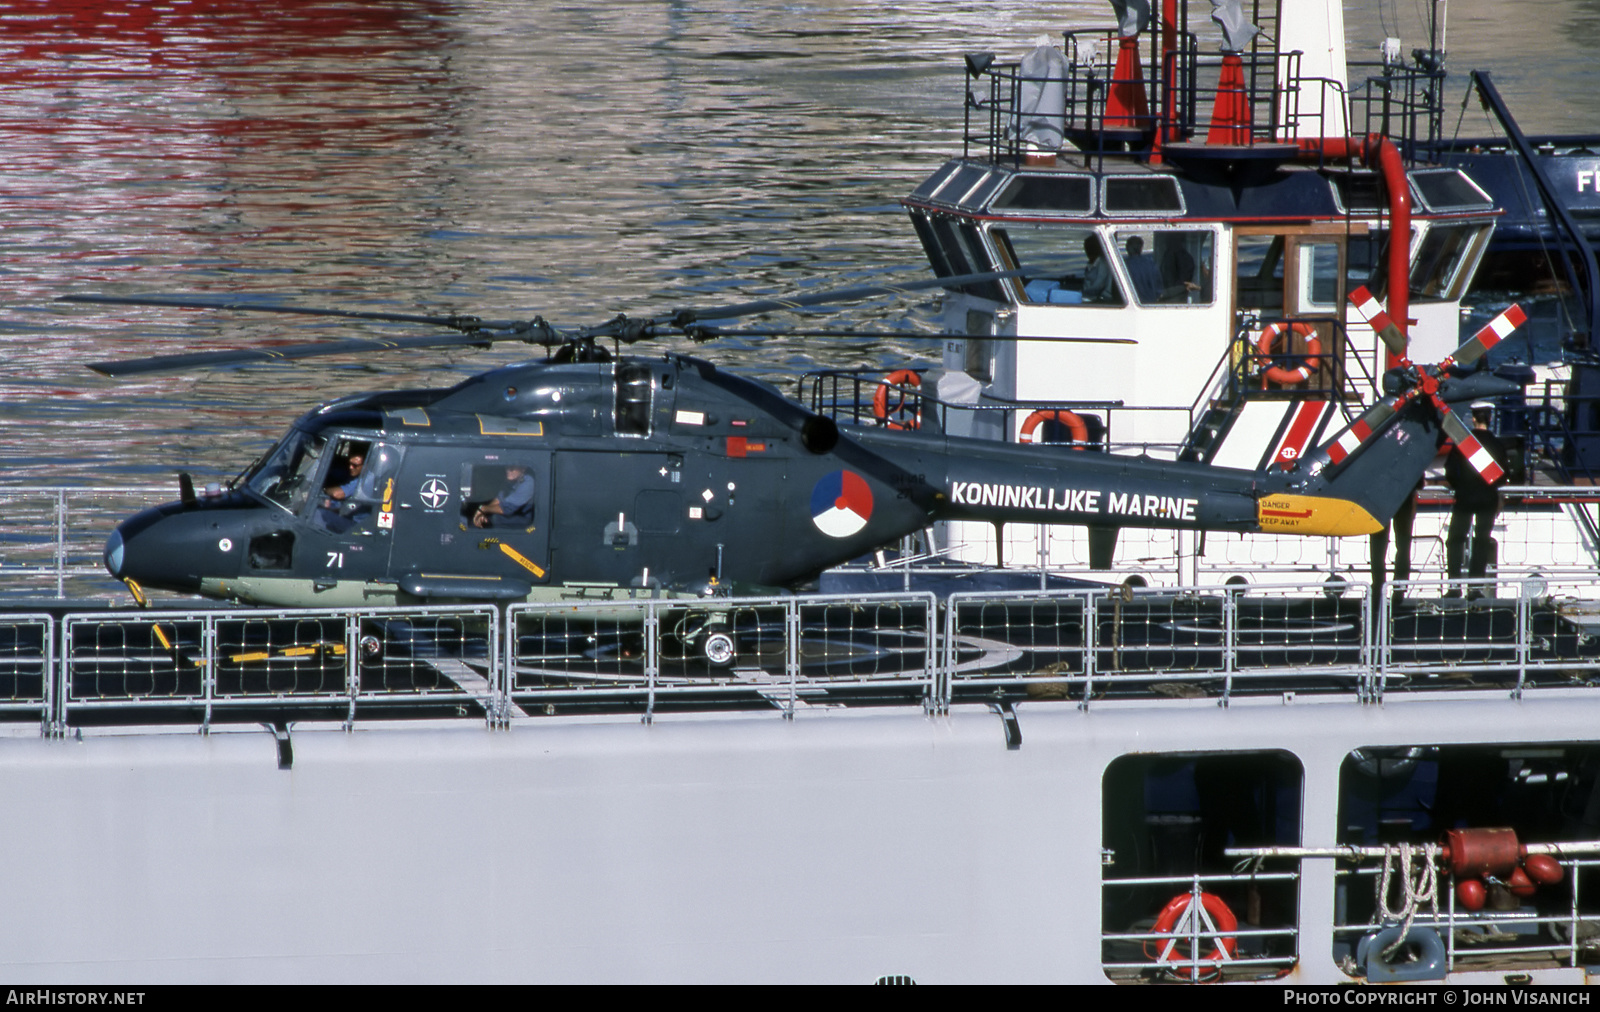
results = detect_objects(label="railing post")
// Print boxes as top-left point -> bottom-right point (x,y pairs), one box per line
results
938,597 -> 957,714
1514,577 -> 1532,699
1220,586 -> 1238,707
44,614 -> 61,738
342,611 -> 358,730
486,606 -> 505,728
199,614 -> 217,733
1080,590 -> 1099,711
783,601 -> 801,719
54,490 -> 68,598
642,602 -> 659,724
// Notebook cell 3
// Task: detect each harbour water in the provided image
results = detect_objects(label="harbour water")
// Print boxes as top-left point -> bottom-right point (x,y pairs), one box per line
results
2,0 -> 1598,489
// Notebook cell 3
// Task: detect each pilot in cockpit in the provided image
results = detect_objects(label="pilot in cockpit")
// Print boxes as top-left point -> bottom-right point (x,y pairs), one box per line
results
317,445 -> 371,532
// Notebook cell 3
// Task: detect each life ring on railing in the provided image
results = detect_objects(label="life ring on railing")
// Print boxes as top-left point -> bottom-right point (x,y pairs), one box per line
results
1018,409 -> 1089,446
1256,321 -> 1322,386
1145,890 -> 1239,969
872,369 -> 921,430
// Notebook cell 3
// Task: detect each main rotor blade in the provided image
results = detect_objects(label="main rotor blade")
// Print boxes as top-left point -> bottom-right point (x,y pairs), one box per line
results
665,269 -> 1024,326
57,293 -> 523,333
687,327 -> 1137,345
87,330 -> 517,378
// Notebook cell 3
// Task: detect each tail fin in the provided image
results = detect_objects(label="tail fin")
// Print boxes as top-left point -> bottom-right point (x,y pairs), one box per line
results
1254,371 -> 1517,536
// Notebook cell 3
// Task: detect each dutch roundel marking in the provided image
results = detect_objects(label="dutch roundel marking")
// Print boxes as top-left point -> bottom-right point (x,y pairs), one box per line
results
810,470 -> 873,538
218,538 -> 233,552
420,478 -> 450,509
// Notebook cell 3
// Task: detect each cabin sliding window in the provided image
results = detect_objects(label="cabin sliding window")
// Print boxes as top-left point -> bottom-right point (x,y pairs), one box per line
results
1101,751 -> 1302,983
1113,229 -> 1214,306
992,225 -> 1125,307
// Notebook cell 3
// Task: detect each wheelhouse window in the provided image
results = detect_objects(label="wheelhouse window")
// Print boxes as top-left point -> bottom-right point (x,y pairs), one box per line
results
993,225 -> 1125,307
1410,223 -> 1489,301
1299,242 -> 1343,311
1235,234 -> 1286,311
1102,751 -> 1303,983
1113,229 -> 1214,305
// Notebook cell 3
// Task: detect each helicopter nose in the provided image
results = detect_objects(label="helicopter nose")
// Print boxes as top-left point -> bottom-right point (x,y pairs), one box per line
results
104,503 -> 216,594
104,528 -> 125,578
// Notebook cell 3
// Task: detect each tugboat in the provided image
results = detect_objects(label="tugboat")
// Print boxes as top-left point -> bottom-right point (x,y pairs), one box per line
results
796,0 -> 1600,984
812,0 -> 1600,594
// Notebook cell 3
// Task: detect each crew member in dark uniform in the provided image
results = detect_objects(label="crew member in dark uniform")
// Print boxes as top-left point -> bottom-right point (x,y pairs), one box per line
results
1445,406 -> 1509,597
1370,478 -> 1421,600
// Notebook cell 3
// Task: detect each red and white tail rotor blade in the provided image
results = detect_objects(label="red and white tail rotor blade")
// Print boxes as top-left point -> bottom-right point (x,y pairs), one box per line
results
1439,303 -> 1529,373
1326,394 -> 1410,465
1347,285 -> 1409,360
1440,410 -> 1507,484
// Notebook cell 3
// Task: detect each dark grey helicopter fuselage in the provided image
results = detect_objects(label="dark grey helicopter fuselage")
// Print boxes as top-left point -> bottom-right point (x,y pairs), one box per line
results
104,351 -> 1474,607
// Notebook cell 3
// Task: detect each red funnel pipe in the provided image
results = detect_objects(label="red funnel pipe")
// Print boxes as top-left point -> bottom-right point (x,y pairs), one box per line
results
1301,135 -> 1412,368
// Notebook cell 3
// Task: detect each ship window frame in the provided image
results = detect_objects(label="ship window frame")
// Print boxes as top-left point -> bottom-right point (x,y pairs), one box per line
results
931,163 -> 993,206
987,173 -> 1097,216
1332,742 -> 1600,980
1327,170 -> 1388,216
908,161 -> 959,202
992,223 -> 1126,307
1111,227 -> 1216,306
1101,749 -> 1304,984
1100,175 -> 1186,217
1409,221 -> 1491,302
1410,169 -> 1495,213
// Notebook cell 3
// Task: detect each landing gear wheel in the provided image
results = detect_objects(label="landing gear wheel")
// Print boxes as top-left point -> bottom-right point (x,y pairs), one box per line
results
702,631 -> 736,667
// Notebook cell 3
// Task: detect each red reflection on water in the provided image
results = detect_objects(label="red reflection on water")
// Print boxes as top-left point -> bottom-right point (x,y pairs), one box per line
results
1,0 -> 463,309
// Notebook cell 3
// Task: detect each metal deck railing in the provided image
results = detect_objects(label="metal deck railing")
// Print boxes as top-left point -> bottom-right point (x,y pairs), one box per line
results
2,574 -> 1600,734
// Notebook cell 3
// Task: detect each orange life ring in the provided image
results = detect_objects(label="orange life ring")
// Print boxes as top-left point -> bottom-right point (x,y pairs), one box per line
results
1145,890 -> 1239,967
1018,409 -> 1089,446
872,369 -> 921,430
1256,321 -> 1322,386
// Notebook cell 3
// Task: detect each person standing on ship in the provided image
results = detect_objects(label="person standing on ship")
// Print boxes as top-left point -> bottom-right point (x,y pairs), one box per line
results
1445,406 -> 1509,597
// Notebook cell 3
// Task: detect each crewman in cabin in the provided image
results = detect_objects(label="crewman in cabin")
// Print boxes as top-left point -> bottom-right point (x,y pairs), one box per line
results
472,463 -> 536,529
1122,235 -> 1163,304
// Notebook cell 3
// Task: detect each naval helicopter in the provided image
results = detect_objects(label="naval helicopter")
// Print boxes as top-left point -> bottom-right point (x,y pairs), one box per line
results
73,272 -> 1522,625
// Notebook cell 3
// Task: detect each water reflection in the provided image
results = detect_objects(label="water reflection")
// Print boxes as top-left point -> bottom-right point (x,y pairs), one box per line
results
0,1 -> 1597,487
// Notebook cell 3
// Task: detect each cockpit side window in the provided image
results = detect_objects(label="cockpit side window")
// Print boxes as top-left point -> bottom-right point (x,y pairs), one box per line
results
312,439 -> 377,533
246,431 -> 328,513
